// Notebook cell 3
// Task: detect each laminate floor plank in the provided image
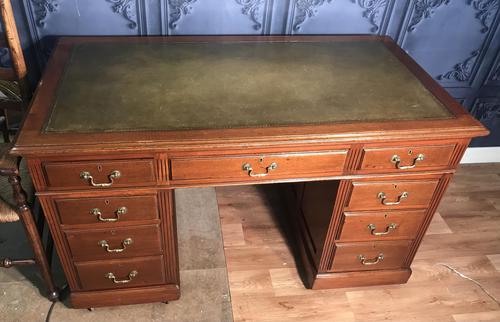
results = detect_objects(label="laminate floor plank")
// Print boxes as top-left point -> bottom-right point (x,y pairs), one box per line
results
224,243 -> 296,272
487,254 -> 500,271
453,310 -> 500,322
222,223 -> 246,247
425,211 -> 453,235
231,293 -> 355,322
228,269 -> 275,296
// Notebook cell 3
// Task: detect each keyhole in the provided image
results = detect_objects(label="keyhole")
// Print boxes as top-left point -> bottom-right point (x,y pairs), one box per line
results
104,199 -> 110,206
259,157 -> 264,163
408,149 -> 413,155
97,164 -> 103,172
393,184 -> 398,189
384,214 -> 388,219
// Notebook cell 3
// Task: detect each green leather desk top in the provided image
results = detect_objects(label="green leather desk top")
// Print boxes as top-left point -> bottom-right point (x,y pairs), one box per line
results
45,40 -> 451,133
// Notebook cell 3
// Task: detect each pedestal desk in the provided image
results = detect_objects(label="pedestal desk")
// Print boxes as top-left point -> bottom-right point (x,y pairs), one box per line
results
12,36 -> 488,308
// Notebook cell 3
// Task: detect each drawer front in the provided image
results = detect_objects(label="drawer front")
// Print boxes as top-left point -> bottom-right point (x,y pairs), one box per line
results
359,144 -> 455,172
346,179 -> 439,211
339,210 -> 427,241
170,150 -> 348,182
75,256 -> 166,291
43,159 -> 155,189
331,240 -> 412,272
66,225 -> 162,261
55,195 -> 158,226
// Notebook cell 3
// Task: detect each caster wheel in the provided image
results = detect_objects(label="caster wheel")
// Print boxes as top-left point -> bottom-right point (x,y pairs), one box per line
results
48,290 -> 60,302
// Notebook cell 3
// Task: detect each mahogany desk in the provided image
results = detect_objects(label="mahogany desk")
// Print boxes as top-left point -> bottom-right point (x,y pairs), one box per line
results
12,36 -> 488,308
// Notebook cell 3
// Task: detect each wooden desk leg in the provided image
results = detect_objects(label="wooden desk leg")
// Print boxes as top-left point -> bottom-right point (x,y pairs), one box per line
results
8,175 -> 59,302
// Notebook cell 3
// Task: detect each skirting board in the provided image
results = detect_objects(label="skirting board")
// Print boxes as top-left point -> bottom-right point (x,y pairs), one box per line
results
460,147 -> 500,164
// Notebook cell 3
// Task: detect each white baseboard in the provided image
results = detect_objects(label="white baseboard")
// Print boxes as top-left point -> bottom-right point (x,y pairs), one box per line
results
460,147 -> 500,164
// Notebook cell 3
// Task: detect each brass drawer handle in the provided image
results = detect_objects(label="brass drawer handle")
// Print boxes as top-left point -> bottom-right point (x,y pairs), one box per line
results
242,162 -> 278,177
377,191 -> 408,206
80,170 -> 121,187
91,206 -> 128,222
105,270 -> 138,284
368,223 -> 397,236
98,238 -> 133,253
358,253 -> 384,265
391,153 -> 425,170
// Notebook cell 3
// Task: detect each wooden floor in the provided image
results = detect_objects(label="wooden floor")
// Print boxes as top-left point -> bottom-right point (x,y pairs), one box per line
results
216,163 -> 500,322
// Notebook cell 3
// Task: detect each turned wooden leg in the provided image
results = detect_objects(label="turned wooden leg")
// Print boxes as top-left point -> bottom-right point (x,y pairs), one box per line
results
8,175 -> 59,302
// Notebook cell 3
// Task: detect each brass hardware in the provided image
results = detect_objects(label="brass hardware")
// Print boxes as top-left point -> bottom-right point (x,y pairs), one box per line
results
80,170 -> 121,187
358,253 -> 384,265
242,162 -> 278,177
91,206 -> 127,222
377,191 -> 408,206
105,270 -> 138,284
367,223 -> 397,236
391,153 -> 424,170
98,238 -> 133,253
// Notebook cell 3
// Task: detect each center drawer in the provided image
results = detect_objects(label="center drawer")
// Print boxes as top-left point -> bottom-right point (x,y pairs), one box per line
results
65,224 -> 163,261
169,150 -> 348,183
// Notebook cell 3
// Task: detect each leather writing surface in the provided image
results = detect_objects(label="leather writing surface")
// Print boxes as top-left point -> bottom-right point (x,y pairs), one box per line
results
45,40 -> 451,133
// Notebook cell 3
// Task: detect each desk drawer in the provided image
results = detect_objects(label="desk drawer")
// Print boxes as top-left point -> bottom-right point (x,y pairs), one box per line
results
346,179 -> 439,211
170,150 -> 348,182
359,144 -> 455,172
43,159 -> 155,189
55,195 -> 158,226
75,256 -> 166,291
66,225 -> 162,261
331,240 -> 411,272
339,210 -> 426,241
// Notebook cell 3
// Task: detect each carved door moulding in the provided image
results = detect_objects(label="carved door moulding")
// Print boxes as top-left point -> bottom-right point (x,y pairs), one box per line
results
290,0 -> 390,32
396,0 -> 499,85
106,0 -> 138,29
489,61 -> 500,82
236,0 -> 266,30
353,0 -> 389,32
406,0 -> 499,33
407,0 -> 450,32
436,0 -> 499,83
468,0 -> 500,33
438,50 -> 480,82
292,0 -> 332,31
31,0 -> 59,27
168,0 -> 198,30
470,98 -> 500,122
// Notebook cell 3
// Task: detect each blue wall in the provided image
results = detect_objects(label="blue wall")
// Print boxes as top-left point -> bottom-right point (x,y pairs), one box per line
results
9,0 -> 500,146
